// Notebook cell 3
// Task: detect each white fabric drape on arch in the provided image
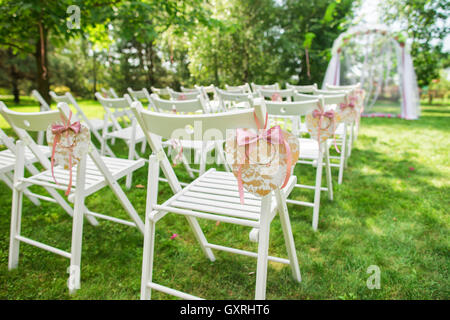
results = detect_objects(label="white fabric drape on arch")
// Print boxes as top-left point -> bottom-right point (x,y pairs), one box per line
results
322,25 -> 420,120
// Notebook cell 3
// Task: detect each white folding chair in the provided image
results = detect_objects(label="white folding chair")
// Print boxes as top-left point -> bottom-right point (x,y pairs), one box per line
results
0,126 -> 51,206
313,88 -> 356,161
264,98 -> 336,231
195,84 -> 220,113
251,83 -> 280,95
224,83 -> 252,94
324,83 -> 363,146
293,91 -> 349,185
180,86 -> 199,93
215,88 -> 254,111
0,103 -> 99,224
95,93 -> 147,189
167,88 -> 202,101
49,91 -> 116,157
127,87 -> 156,111
149,93 -> 228,178
258,88 -> 294,101
150,86 -> 170,96
108,88 -> 119,98
1,102 -> 145,294
131,101 -> 301,300
257,88 -> 295,133
286,83 -> 318,93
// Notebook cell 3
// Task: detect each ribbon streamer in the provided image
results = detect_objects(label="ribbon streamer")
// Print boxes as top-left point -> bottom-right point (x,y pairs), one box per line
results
50,111 -> 81,196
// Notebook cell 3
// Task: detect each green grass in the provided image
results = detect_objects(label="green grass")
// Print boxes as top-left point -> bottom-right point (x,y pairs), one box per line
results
0,95 -> 448,300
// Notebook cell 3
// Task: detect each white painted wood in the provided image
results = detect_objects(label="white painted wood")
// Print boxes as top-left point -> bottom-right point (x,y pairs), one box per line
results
275,188 -> 301,282
286,83 -> 318,93
0,102 -> 146,292
133,101 -> 301,300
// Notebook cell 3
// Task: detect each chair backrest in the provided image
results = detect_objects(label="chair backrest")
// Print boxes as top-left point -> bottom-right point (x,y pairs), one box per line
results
195,84 -> 217,101
31,90 -> 51,111
258,88 -> 294,101
167,88 -> 201,101
0,101 -> 114,187
215,88 -> 254,110
108,88 -> 119,98
264,99 -> 320,117
151,86 -> 170,96
224,83 -> 252,94
251,82 -> 280,93
293,91 -> 347,105
131,101 -> 266,192
127,88 -> 155,111
180,86 -> 199,93
127,87 -> 151,101
286,83 -> 318,93
0,101 -> 61,168
149,94 -> 208,114
325,83 -> 361,91
313,88 -> 349,96
95,92 -> 134,130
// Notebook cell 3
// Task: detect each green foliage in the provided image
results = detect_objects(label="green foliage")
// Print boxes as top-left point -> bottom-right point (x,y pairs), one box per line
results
380,0 -> 450,87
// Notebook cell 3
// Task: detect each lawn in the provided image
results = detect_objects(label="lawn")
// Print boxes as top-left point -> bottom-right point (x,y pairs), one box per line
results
0,96 -> 448,300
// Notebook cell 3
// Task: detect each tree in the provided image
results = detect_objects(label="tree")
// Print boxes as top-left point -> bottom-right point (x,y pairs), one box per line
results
0,0 -> 118,102
380,0 -> 450,88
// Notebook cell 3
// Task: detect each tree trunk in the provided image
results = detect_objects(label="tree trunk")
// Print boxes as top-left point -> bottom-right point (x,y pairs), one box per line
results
8,51 -> 20,104
35,22 -> 50,104
11,69 -> 20,104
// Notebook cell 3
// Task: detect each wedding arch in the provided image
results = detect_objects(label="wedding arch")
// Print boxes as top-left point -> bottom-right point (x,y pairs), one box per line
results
322,25 -> 420,120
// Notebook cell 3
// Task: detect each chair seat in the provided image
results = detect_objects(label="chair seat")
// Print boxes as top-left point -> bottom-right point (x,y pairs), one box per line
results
88,118 -> 113,131
166,169 -> 296,221
105,126 -> 146,142
21,156 -> 145,198
0,145 -> 51,174
298,138 -> 332,160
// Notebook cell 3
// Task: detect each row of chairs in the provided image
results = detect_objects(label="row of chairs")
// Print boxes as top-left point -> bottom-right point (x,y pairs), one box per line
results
0,81 -> 363,299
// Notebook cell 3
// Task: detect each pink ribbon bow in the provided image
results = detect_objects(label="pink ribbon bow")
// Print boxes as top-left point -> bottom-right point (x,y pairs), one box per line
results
50,111 -> 81,196
271,93 -> 282,101
235,112 -> 292,204
178,94 -> 186,101
312,105 -> 340,154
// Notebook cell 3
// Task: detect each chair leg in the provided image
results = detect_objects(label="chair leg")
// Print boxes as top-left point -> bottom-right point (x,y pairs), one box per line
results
325,147 -> 333,201
126,139 -> 136,190
199,142 -> 207,176
141,140 -> 147,154
9,141 -> 25,270
338,124 -> 347,185
312,145 -> 324,231
68,155 -> 87,294
8,185 -> 23,270
255,195 -> 272,300
275,189 -> 301,282
140,216 -> 156,300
